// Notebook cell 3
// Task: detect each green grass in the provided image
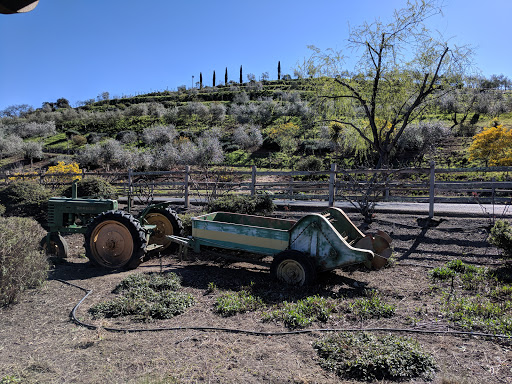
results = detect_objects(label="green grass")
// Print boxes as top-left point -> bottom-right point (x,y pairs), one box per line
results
314,332 -> 437,382
262,295 -> 336,329
442,293 -> 512,335
0,375 -> 22,384
214,286 -> 264,317
431,260 -> 512,335
89,272 -> 195,321
42,132 -> 70,150
348,290 -> 396,320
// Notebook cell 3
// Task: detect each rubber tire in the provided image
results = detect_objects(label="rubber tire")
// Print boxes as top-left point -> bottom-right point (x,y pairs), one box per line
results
270,250 -> 316,286
143,207 -> 183,255
85,210 -> 146,270
40,233 -> 69,259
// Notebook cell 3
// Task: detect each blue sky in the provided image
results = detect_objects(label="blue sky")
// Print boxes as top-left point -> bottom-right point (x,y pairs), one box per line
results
1,0 -> 511,111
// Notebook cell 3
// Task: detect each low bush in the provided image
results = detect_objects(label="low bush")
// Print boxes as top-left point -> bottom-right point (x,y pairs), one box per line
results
314,332 -> 437,381
61,176 -> 118,199
178,210 -> 205,236
72,134 -> 87,146
295,155 -> 323,172
89,272 -> 194,321
207,194 -> 275,215
0,216 -> 48,306
488,220 -> 512,259
0,181 -> 51,224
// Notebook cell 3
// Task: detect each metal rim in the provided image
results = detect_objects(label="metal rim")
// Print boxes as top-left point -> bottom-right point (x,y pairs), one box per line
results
89,220 -> 134,267
41,234 -> 68,259
276,259 -> 306,285
145,212 -> 173,250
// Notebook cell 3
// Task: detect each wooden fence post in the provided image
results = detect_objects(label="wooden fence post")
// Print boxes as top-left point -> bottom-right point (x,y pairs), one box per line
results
429,161 -> 435,219
184,165 -> 190,209
251,165 -> 257,196
329,163 -> 337,207
127,168 -> 133,211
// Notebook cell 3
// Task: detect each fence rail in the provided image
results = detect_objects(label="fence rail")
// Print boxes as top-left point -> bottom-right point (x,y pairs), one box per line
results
2,162 -> 511,218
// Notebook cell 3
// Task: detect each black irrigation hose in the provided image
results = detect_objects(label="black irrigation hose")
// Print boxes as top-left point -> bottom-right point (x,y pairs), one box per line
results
57,279 -> 512,339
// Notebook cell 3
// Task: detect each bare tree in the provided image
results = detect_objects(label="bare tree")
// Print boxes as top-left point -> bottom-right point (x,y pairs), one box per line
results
308,0 -> 472,167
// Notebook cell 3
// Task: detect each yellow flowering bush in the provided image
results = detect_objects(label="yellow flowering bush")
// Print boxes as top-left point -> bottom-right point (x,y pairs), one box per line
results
265,122 -> 300,141
8,170 -> 39,181
468,123 -> 512,166
45,161 -> 82,184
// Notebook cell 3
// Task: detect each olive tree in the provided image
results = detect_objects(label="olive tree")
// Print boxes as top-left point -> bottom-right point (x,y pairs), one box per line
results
233,124 -> 263,149
308,0 -> 471,167
23,141 -> 43,168
142,125 -> 178,146
0,134 -> 23,159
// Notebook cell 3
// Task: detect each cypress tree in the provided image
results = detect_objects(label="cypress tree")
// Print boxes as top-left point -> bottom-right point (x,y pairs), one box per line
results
278,61 -> 281,80
213,70 -> 216,87
200,72 -> 203,89
225,67 -> 228,85
240,65 -> 243,84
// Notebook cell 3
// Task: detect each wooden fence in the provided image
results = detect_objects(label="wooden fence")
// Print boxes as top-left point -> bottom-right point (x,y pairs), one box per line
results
2,163 -> 511,216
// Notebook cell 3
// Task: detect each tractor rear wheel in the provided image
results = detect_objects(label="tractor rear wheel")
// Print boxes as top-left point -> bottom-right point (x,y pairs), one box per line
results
40,233 -> 68,259
143,207 -> 183,255
270,250 -> 316,286
85,210 -> 146,269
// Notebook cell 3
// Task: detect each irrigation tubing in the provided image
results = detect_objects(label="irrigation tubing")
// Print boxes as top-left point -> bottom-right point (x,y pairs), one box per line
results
57,279 -> 512,339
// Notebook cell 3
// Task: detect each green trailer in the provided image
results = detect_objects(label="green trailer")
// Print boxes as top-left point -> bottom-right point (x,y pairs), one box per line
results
170,207 -> 391,285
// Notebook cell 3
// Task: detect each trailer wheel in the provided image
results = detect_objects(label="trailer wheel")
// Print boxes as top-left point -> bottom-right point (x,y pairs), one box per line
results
85,211 -> 146,269
40,233 -> 68,259
143,207 -> 183,254
270,250 -> 316,286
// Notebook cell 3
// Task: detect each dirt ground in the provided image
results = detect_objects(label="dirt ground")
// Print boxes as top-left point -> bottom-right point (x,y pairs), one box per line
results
1,211 -> 511,384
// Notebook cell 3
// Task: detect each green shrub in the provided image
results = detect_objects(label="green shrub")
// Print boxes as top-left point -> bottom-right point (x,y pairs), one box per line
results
0,204 -> 5,216
0,217 -> 48,306
430,259 -> 484,284
61,176 -> 118,199
0,181 -> 51,224
314,332 -> 437,381
89,272 -> 194,321
207,194 -> 275,215
488,220 -> 512,259
295,155 -> 323,171
72,134 -> 87,146
178,211 -> 205,236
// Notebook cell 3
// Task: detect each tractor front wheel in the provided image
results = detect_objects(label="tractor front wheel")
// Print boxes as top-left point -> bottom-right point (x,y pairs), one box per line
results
270,250 -> 316,286
85,211 -> 146,269
40,233 -> 68,259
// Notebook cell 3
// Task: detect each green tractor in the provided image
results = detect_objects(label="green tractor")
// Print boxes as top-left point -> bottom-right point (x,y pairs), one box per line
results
41,180 -> 183,269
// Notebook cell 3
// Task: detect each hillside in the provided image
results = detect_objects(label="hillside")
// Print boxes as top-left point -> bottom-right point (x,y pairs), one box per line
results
0,78 -> 511,173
